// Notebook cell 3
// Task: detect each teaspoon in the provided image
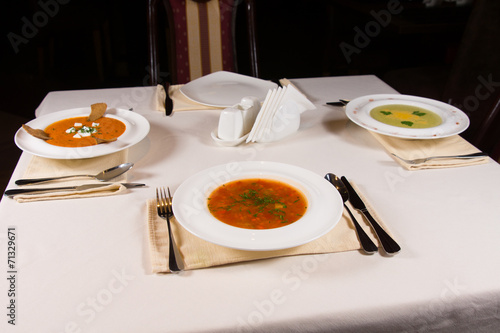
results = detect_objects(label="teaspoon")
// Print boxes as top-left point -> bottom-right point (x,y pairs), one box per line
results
15,163 -> 134,185
325,173 -> 378,254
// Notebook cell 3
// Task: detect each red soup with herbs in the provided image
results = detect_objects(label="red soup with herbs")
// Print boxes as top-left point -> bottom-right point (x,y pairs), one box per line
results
44,116 -> 126,147
207,178 -> 308,230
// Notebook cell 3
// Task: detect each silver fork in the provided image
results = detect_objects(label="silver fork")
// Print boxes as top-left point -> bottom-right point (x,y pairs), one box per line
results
391,152 -> 487,165
156,187 -> 183,273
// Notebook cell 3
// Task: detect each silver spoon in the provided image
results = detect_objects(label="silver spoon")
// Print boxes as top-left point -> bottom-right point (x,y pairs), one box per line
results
325,173 -> 378,254
15,163 -> 134,185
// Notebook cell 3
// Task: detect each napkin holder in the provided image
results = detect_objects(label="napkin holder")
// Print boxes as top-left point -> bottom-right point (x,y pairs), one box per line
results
212,85 -> 315,146
246,84 -> 316,143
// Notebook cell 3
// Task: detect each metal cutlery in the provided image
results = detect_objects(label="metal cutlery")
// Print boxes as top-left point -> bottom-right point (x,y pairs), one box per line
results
156,187 -> 183,273
4,182 -> 145,197
164,82 -> 173,116
326,99 -> 350,106
391,152 -> 488,165
341,176 -> 400,254
325,173 -> 377,254
15,163 -> 133,185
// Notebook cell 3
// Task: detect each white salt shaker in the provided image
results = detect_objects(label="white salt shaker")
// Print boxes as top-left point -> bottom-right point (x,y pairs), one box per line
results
215,96 -> 260,142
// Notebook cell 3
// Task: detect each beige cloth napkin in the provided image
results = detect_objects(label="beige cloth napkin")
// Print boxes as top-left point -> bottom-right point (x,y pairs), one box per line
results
370,132 -> 489,170
279,78 -> 297,90
13,150 -> 129,203
147,184 -> 393,273
154,84 -> 167,112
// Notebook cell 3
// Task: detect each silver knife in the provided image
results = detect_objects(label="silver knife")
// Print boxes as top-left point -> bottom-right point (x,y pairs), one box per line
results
4,183 -> 145,197
341,176 -> 401,254
164,82 -> 173,116
326,99 -> 350,106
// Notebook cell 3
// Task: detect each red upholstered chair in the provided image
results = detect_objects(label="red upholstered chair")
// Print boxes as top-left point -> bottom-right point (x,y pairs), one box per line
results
147,0 -> 259,85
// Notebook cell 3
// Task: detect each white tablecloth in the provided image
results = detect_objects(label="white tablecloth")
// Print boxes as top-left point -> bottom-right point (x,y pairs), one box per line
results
2,75 -> 500,333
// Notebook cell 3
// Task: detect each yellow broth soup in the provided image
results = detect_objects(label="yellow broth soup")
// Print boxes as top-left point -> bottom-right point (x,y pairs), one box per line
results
370,104 -> 442,129
207,178 -> 308,230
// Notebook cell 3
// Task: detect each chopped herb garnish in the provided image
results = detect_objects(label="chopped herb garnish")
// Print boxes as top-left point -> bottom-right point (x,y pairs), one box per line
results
401,121 -> 414,127
210,187 -> 292,220
207,179 -> 308,229
380,111 -> 392,115
412,111 -> 426,117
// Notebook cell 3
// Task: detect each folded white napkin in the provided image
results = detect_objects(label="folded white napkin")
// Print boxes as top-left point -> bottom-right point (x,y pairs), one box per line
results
246,84 -> 315,143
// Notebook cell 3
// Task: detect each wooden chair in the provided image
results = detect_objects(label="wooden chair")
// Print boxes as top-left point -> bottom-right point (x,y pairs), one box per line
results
147,0 -> 259,85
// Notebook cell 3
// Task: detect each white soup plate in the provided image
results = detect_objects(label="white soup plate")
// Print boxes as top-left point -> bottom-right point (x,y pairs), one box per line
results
345,94 -> 469,139
15,107 -> 150,159
180,71 -> 278,107
172,161 -> 343,251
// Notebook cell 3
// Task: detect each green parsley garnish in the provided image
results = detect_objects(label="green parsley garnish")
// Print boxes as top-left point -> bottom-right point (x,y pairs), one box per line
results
209,188 -> 290,221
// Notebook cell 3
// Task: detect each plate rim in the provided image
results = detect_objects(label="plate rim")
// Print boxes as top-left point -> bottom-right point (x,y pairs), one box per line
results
14,107 -> 150,159
345,93 -> 469,139
171,161 -> 343,251
179,71 -> 278,108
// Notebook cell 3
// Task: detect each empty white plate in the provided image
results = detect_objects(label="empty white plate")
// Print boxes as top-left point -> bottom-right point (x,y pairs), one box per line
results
180,71 -> 278,108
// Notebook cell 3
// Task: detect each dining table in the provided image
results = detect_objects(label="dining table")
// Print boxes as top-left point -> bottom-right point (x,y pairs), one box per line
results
1,74 -> 500,333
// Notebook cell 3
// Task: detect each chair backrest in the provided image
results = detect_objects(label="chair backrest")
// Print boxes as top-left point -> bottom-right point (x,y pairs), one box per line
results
148,0 -> 259,85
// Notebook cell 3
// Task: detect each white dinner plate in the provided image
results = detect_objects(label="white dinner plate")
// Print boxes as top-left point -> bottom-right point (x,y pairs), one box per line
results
345,94 -> 469,139
14,108 -> 150,159
180,71 -> 278,107
172,161 -> 343,251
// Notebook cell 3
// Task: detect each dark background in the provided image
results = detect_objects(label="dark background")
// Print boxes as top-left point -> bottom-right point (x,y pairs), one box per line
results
0,0 -> 496,193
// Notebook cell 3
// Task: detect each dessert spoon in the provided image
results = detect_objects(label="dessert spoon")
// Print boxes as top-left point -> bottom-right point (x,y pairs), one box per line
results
15,163 -> 133,185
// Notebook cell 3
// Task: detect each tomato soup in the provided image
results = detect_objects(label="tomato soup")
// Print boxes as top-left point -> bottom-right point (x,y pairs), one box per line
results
44,116 -> 126,147
207,178 -> 308,230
